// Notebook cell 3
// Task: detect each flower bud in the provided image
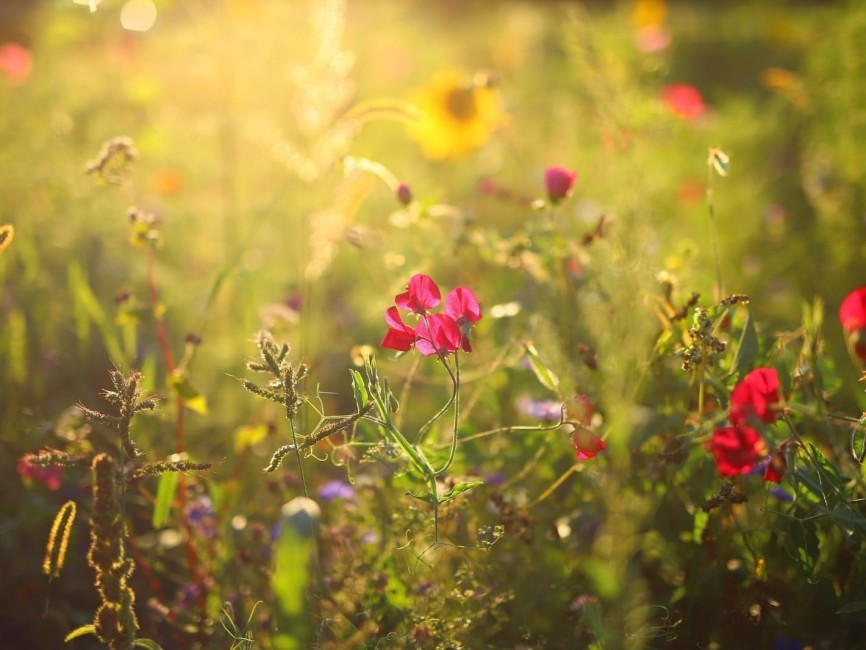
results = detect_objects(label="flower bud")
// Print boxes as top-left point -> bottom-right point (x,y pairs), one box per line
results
544,166 -> 578,204
396,182 -> 413,206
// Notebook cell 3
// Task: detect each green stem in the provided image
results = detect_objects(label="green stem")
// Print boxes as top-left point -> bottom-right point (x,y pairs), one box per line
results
434,353 -> 461,476
706,162 -> 723,301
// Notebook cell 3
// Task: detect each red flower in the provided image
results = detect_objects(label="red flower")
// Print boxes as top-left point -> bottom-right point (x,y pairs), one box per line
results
763,447 -> 787,483
18,458 -> 62,491
415,313 -> 462,357
566,394 -> 595,426
445,286 -> 482,352
661,83 -> 705,120
544,166 -> 578,204
0,43 -> 32,84
706,425 -> 765,477
572,425 -> 606,461
396,274 -> 441,315
840,287 -> 866,362
729,367 -> 783,425
381,307 -> 417,352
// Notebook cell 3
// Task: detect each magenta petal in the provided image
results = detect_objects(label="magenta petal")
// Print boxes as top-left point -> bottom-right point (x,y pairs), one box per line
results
396,274 -> 441,314
384,306 -> 406,329
382,328 -> 414,351
445,286 -> 482,323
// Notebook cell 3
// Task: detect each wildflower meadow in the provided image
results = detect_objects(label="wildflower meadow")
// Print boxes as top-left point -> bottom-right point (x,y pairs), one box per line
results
4,1 -> 866,648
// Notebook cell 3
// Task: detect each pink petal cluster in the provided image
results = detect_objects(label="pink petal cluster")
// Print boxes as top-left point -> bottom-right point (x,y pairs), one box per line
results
381,274 -> 481,357
661,83 -> 705,120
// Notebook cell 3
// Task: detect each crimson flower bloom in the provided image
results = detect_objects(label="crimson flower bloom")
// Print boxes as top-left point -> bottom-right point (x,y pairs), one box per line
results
572,425 -> 606,461
729,367 -> 783,425
545,166 -> 578,204
381,307 -> 416,352
661,83 -> 705,120
839,286 -> 866,363
764,447 -> 787,483
445,286 -> 482,351
395,274 -> 441,315
415,313 -> 462,357
0,43 -> 32,84
706,425 -> 765,477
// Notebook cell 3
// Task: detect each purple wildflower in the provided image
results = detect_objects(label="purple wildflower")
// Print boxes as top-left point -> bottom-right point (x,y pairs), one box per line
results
317,479 -> 356,502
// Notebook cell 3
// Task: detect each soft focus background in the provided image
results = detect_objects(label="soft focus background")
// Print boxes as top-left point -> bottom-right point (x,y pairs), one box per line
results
2,0 -> 866,648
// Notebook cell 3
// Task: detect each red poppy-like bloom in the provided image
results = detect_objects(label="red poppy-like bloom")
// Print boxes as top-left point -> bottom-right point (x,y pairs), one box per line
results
396,274 -> 441,315
729,367 -> 783,425
381,307 -> 416,352
764,447 -> 787,483
839,286 -> 866,362
661,83 -> 705,120
706,425 -> 765,477
545,166 -> 578,204
572,425 -> 606,461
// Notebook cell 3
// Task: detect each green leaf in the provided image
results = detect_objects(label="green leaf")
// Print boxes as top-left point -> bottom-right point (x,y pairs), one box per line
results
64,624 -> 96,642
729,309 -> 758,379
838,601 -> 866,615
438,480 -> 484,505
781,517 -> 819,583
829,503 -> 866,540
350,369 -> 368,409
409,481 -> 484,506
67,260 -> 126,364
152,470 -> 178,529
168,370 -> 208,415
522,341 -> 559,392
852,417 -> 866,463
272,523 -> 312,650
133,639 -> 164,649
793,443 -> 849,510
692,509 -> 709,544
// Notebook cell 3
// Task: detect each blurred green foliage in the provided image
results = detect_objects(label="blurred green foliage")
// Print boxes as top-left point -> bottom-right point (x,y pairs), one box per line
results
2,0 -> 866,648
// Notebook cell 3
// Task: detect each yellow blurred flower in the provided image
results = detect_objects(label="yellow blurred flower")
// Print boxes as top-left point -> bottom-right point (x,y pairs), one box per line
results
406,70 -> 506,160
0,224 -> 14,256
762,67 -> 808,108
632,0 -> 667,29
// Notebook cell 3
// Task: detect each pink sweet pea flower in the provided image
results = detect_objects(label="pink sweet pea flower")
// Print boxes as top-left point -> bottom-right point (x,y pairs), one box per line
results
395,274 -> 441,315
661,83 -> 705,120
729,367 -> 783,425
381,307 -> 416,352
572,425 -> 606,461
415,313 -> 462,357
545,166 -> 578,204
445,286 -> 482,352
